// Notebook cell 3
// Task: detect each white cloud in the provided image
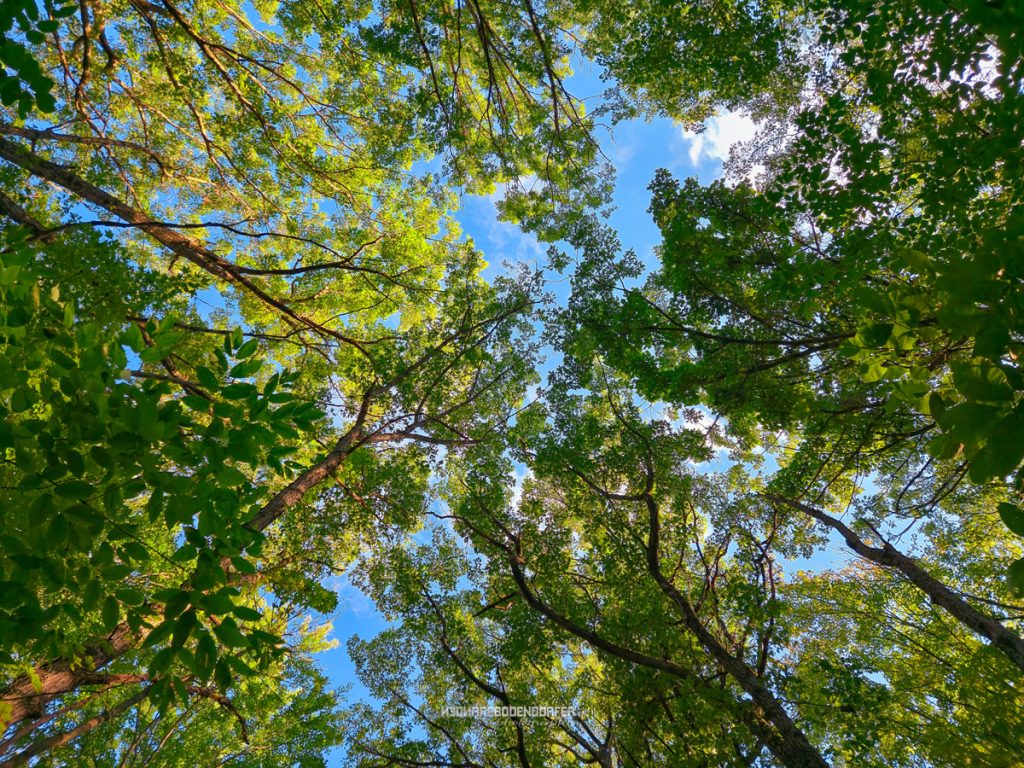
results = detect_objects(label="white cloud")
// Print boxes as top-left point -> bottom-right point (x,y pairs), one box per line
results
327,573 -> 378,618
681,110 -> 759,166
606,123 -> 640,169
463,181 -> 544,273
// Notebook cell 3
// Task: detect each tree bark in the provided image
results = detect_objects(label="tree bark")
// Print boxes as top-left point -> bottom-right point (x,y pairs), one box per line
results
642,493 -> 830,768
0,686 -> 150,768
0,400 -> 374,730
765,493 -> 1024,675
0,137 -> 369,354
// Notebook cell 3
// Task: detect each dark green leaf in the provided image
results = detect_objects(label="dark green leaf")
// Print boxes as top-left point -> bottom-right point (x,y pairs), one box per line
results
101,595 -> 120,630
235,338 -> 259,359
1008,557 -> 1024,597
998,502 -> 1024,538
951,361 -> 1015,403
213,617 -> 248,648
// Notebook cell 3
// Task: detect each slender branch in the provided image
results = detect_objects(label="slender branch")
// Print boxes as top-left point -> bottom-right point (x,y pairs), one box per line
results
764,493 -> 1024,673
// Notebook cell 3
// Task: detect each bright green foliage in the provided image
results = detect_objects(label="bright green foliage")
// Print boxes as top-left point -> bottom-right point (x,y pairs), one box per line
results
4,0 -> 1024,765
786,568 -> 1024,766
342,0 -> 1024,765
563,0 -> 806,124
24,620 -> 345,767
0,0 -> 73,116
0,0 -> 553,758
0,230 -> 327,705
552,0 -> 1024,597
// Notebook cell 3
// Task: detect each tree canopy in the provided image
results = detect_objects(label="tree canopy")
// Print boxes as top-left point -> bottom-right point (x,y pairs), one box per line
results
1,0 -> 1023,766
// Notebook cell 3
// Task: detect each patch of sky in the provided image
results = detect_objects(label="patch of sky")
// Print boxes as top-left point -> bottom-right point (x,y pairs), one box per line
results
317,59 -> 852,764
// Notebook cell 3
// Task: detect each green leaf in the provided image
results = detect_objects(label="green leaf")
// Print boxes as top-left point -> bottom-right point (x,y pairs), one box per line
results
89,445 -> 113,469
64,503 -> 101,527
0,264 -> 22,287
101,595 -> 120,630
201,590 -> 235,616
48,349 -> 75,369
144,618 -> 175,648
46,515 -> 69,546
122,541 -> 149,562
230,556 -> 257,575
974,324 -> 1010,360
231,604 -> 261,622
235,338 -> 259,359
171,544 -> 198,563
124,324 -> 145,352
968,408 -> 1024,483
221,383 -> 256,400
213,617 -> 248,648
196,366 -> 220,390
853,287 -> 894,315
1008,557 -> 1024,597
117,588 -> 146,607
171,609 -> 198,648
213,657 -> 232,691
163,590 -> 191,619
10,387 -> 33,413
969,444 -> 1011,484
148,647 -> 176,677
229,358 -> 262,378
182,395 -> 211,411
861,359 -> 888,383
856,322 -> 893,348
951,360 -> 1015,403
196,632 -> 217,682
998,503 -> 1024,538
55,480 -> 94,500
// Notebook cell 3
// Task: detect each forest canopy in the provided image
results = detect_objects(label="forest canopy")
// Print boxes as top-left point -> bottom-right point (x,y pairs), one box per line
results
1,0 -> 1023,766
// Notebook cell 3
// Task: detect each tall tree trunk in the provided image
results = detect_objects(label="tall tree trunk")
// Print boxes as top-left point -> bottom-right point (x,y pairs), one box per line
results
643,494 -> 831,768
0,400 -> 375,730
0,137 -> 368,353
765,494 -> 1024,674
0,686 -> 150,768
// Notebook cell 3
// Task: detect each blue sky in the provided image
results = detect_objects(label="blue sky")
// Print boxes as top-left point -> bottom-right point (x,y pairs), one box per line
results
314,74 -> 788,762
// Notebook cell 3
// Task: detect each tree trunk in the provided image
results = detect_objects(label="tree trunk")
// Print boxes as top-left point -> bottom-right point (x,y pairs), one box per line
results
765,494 -> 1024,675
